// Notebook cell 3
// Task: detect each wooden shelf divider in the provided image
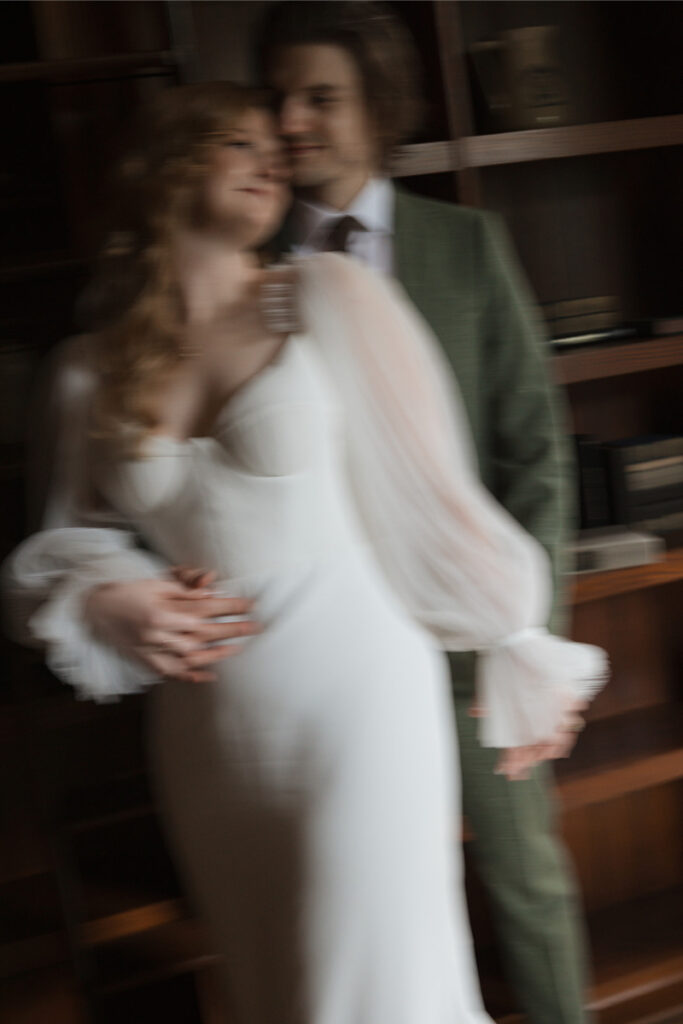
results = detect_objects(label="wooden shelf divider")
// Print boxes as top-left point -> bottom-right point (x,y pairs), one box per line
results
587,886 -> 683,1023
0,51 -> 178,85
61,772 -> 152,834
0,257 -> 87,283
553,335 -> 683,386
571,548 -> 683,605
81,898 -> 186,949
555,705 -> 683,812
458,115 -> 683,168
391,141 -> 456,178
481,884 -> 683,1023
392,115 -> 683,178
89,915 -> 220,997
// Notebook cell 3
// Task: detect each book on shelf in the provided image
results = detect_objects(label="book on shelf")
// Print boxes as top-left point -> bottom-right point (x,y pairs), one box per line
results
573,435 -> 612,529
623,484 -> 683,512
542,295 -> 639,349
469,26 -> 571,132
634,315 -> 683,338
626,455 -> 683,493
568,526 -> 665,575
638,510 -> 683,534
543,295 -> 619,333
602,436 -> 683,528
626,494 -> 683,522
606,436 -> 683,464
549,327 -> 637,349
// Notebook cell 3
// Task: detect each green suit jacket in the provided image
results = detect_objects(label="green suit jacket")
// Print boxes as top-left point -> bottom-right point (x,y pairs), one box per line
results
393,189 -> 575,690
275,187 -> 576,693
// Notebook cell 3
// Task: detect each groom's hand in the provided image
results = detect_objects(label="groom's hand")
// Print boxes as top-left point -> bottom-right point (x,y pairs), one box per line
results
495,699 -> 587,780
84,573 -> 261,684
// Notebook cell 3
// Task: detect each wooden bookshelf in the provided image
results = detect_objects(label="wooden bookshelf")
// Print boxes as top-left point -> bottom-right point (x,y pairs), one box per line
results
393,115 -> 683,177
428,4 -> 683,1023
572,548 -> 683,604
11,879 -> 679,1022
481,885 -> 683,1023
587,887 -> 683,1024
0,929 -> 69,982
0,51 -> 178,85
391,140 -> 456,178
0,871 -> 66,977
81,900 -> 186,949
89,916 -> 219,997
553,335 -> 683,386
0,257 -> 87,283
459,115 -> 683,168
555,704 -> 683,810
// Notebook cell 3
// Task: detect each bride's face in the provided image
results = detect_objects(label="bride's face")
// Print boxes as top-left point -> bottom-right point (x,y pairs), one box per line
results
198,108 -> 290,246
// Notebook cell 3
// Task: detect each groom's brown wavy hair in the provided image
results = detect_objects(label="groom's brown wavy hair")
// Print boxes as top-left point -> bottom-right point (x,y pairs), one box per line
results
254,1 -> 423,168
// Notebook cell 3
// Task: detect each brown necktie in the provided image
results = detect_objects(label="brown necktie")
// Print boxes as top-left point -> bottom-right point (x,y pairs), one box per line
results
321,215 -> 365,253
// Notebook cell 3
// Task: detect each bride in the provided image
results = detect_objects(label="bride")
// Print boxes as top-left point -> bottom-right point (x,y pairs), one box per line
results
4,83 -> 606,1023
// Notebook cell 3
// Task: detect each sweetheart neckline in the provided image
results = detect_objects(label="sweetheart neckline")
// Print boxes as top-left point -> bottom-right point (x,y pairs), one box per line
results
142,332 -> 304,450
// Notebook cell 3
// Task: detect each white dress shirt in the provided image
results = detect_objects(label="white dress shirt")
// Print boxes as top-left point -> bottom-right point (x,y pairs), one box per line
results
291,177 -> 395,275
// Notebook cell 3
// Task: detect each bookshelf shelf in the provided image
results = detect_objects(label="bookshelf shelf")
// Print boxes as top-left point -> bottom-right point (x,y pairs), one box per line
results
60,772 -> 152,834
81,898 -> 185,949
0,51 -> 177,85
458,115 -> 683,168
0,871 -> 66,978
89,914 -> 219,997
0,257 -> 86,283
586,887 -> 683,1023
392,141 -> 455,177
0,929 -> 67,980
393,115 -> 683,178
482,885 -> 683,1023
555,705 -> 683,811
553,335 -> 683,386
8,868 -> 681,1019
571,548 -> 683,604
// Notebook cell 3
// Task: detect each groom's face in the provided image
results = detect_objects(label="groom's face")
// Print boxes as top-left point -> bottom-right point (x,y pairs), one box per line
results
268,43 -> 378,194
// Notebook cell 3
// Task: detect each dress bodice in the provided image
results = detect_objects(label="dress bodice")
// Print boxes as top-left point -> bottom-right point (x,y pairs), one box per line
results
99,336 -> 365,579
5,252 -> 606,747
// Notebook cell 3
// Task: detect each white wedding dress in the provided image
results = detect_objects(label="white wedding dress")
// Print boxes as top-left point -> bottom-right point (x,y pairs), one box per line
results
4,254 -> 607,1024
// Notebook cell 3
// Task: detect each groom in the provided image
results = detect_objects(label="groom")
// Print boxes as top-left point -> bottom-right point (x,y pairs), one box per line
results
257,4 -> 589,1023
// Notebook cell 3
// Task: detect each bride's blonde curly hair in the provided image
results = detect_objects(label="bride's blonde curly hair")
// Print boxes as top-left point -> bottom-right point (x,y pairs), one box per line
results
83,81 -> 264,451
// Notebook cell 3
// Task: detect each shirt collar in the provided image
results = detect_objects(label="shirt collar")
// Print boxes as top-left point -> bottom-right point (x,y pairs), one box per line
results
293,178 -> 395,247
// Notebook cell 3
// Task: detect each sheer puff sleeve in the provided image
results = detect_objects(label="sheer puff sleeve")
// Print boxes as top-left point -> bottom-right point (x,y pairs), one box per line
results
2,336 -> 164,701
299,254 -> 608,748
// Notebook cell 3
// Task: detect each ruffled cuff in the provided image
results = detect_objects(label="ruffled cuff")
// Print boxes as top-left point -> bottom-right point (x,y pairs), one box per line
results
476,627 -> 608,748
3,528 -> 165,702
30,566 -> 158,702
